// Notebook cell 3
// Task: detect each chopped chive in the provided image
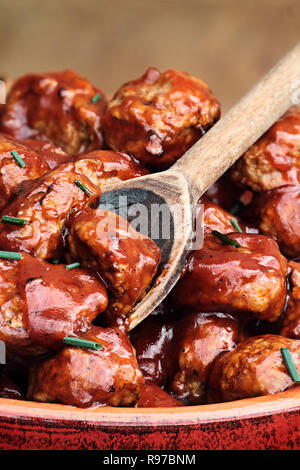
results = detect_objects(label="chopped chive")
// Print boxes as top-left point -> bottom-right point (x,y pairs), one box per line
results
74,180 -> 93,197
0,250 -> 21,260
50,259 -> 60,264
1,215 -> 27,226
281,348 -> 300,382
63,337 -> 103,351
230,201 -> 243,215
35,150 -> 39,153
230,218 -> 243,233
65,262 -> 80,270
11,150 -> 26,168
212,230 -> 240,248
91,93 -> 101,104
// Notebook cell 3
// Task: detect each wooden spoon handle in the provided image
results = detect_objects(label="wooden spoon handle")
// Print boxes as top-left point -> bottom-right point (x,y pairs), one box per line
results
172,43 -> 300,204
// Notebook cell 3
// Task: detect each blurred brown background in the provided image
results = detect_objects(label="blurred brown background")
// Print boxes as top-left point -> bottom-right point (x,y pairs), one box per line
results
0,0 -> 299,111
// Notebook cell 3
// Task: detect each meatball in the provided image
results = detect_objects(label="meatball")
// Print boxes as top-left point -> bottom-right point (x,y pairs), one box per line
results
0,70 -> 107,155
67,207 -> 161,326
171,233 -> 288,322
74,150 -> 148,187
208,335 -> 300,402
136,384 -> 182,408
130,302 -> 180,386
23,139 -> 72,170
27,326 -> 144,407
0,133 -> 50,211
0,162 -> 101,259
168,312 -> 243,404
254,185 -> 300,258
103,67 -> 220,170
281,261 -> 300,339
231,106 -> 300,192
199,197 -> 256,237
0,253 -> 108,354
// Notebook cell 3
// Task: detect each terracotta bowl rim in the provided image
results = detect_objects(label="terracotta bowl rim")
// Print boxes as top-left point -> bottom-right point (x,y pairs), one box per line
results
1,387 -> 300,426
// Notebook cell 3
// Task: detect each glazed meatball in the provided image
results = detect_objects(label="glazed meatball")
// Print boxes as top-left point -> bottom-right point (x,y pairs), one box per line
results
28,326 -> 144,407
0,253 -> 108,354
168,312 -> 243,404
0,133 -> 50,211
254,185 -> 300,258
130,302 -> 180,386
199,197 -> 256,236
281,262 -> 300,339
171,233 -> 288,322
103,67 -> 220,170
136,384 -> 182,408
23,139 -> 72,170
208,335 -> 300,402
74,150 -> 148,187
0,70 -> 107,155
231,106 -> 300,192
0,162 -> 101,259
67,208 -> 161,326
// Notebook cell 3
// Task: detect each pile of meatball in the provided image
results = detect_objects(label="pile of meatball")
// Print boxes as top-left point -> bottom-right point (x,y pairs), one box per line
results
0,67 -> 299,409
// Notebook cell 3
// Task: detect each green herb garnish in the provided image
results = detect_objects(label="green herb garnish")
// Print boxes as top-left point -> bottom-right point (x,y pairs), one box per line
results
212,230 -> 240,248
63,337 -> 103,351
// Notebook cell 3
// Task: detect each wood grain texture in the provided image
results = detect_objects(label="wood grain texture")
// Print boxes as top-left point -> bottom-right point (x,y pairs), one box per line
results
172,42 -> 300,203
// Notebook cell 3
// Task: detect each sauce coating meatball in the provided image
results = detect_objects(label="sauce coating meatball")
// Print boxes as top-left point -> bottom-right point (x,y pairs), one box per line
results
136,384 -> 182,408
67,208 -> 161,326
74,150 -> 148,187
0,162 -> 101,259
130,302 -> 180,386
103,67 -> 220,170
0,133 -> 50,211
254,185 -> 300,258
0,254 -> 108,354
168,312 -> 243,404
199,197 -> 256,236
28,326 -> 144,408
281,261 -> 300,339
208,335 -> 300,401
23,139 -> 72,170
231,106 -> 300,192
0,70 -> 107,155
171,233 -> 288,322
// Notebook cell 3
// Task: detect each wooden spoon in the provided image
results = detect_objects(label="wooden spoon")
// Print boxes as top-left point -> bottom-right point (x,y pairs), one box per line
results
99,43 -> 300,330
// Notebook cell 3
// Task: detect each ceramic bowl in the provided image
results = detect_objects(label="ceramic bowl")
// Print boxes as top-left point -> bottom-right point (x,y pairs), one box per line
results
0,387 -> 300,450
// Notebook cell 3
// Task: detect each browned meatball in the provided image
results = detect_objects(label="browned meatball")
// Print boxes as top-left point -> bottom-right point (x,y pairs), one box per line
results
0,133 -> 50,211
103,67 -> 220,170
168,312 -> 243,404
130,302 -> 180,386
27,326 -> 144,407
0,162 -> 101,259
67,208 -> 161,327
0,253 -> 108,354
231,107 -> 300,192
171,233 -> 288,322
208,335 -> 300,402
136,384 -> 182,408
199,197 -> 256,237
23,139 -> 72,169
281,262 -> 300,339
0,70 -> 107,155
254,185 -> 300,257
74,150 -> 148,187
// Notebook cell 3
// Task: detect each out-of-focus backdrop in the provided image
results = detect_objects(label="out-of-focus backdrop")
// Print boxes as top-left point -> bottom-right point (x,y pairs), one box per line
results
0,0 -> 299,110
